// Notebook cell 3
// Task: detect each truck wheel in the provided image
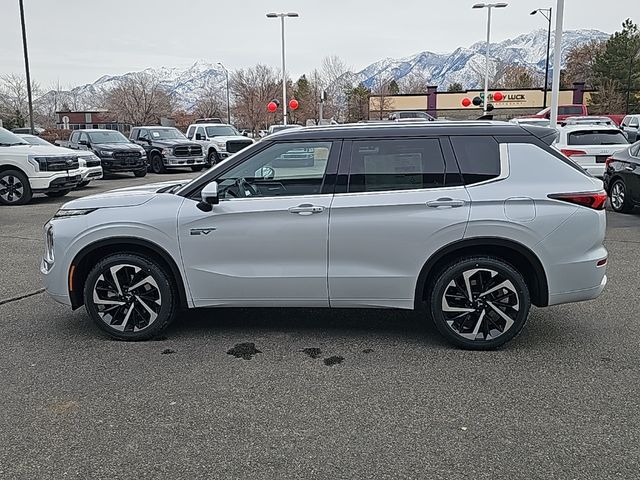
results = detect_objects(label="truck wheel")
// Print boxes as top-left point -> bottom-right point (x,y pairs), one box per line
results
45,189 -> 71,198
206,150 -> 219,167
76,181 -> 91,189
133,169 -> 147,178
150,153 -> 166,174
191,165 -> 204,172
609,179 -> 634,213
0,169 -> 33,205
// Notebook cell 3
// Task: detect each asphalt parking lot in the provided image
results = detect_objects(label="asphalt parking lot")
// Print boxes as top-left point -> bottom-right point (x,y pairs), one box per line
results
1,171 -> 639,479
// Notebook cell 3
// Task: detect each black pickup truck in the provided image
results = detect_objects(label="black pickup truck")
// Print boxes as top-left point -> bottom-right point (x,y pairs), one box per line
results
130,126 -> 205,173
59,129 -> 148,177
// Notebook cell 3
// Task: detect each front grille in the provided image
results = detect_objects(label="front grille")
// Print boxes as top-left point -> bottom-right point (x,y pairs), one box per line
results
226,140 -> 252,154
173,145 -> 203,157
86,160 -> 101,167
113,151 -> 142,160
45,156 -> 79,172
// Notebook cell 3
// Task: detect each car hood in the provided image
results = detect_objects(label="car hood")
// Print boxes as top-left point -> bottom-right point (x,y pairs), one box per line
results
59,180 -> 190,210
1,144 -> 76,156
153,139 -> 200,148
211,135 -> 253,143
93,143 -> 145,151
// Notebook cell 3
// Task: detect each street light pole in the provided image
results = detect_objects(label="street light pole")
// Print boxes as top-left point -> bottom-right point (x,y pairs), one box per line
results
531,8 -> 552,108
549,0 -> 565,127
217,62 -> 231,124
473,3 -> 508,115
18,0 -> 35,134
267,12 -> 299,126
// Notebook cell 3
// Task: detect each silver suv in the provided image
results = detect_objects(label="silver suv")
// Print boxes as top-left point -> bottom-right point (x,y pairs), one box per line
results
41,122 -> 608,349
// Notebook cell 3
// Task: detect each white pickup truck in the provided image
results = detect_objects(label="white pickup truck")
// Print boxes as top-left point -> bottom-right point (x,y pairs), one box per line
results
0,127 -> 82,205
185,123 -> 253,166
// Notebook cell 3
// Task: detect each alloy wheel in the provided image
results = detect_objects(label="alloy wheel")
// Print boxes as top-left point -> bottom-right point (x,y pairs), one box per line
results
611,182 -> 625,210
92,264 -> 162,332
441,268 -> 519,341
0,174 -> 24,204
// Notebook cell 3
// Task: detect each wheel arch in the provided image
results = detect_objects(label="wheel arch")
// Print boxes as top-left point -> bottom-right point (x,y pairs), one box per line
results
0,164 -> 29,176
69,237 -> 189,310
414,237 -> 549,309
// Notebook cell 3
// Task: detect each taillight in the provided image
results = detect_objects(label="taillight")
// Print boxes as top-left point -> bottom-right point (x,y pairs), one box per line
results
560,148 -> 587,157
605,156 -> 614,167
548,191 -> 607,210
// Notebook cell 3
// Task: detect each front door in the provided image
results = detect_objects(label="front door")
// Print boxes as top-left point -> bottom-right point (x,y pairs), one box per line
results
328,137 -> 470,309
178,140 -> 338,307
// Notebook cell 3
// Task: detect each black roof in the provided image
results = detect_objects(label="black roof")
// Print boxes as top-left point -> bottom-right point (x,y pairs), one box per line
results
271,121 -> 550,141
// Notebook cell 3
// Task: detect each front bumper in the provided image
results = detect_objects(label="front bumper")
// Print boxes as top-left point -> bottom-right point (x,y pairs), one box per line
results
79,166 -> 103,182
31,169 -> 82,192
163,155 -> 206,167
100,158 -> 146,172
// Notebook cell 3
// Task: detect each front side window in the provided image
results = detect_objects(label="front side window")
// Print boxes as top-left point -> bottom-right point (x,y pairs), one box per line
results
186,126 -> 195,139
215,141 -> 332,199
450,136 -> 501,184
137,129 -> 149,141
630,118 -> 639,128
568,130 -> 628,146
79,132 -> 89,143
348,138 -> 445,193
196,127 -> 206,139
630,142 -> 640,157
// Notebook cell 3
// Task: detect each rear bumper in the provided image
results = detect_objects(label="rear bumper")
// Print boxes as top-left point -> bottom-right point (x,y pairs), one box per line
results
548,274 -> 607,306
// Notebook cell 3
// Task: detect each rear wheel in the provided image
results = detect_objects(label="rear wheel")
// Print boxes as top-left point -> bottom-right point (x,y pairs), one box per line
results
83,253 -> 178,340
45,189 -> 71,198
191,165 -> 204,172
150,153 -> 166,174
428,256 -> 530,350
609,179 -> 633,213
0,169 -> 32,205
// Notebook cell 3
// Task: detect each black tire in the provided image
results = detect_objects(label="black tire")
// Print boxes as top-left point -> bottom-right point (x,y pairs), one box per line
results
609,178 -> 634,213
428,256 -> 531,350
0,169 -> 32,205
77,181 -> 91,189
83,252 -> 178,341
191,165 -> 204,172
150,153 -> 166,174
133,169 -> 147,178
206,150 -> 220,167
45,189 -> 71,198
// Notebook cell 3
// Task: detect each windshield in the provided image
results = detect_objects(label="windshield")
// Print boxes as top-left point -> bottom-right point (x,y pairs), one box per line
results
149,128 -> 186,140
19,134 -> 51,146
0,128 -> 29,146
87,131 -> 129,144
205,126 -> 238,137
568,130 -> 629,146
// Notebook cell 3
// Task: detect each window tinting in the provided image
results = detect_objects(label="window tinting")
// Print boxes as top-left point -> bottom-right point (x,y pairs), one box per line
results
559,106 -> 584,115
567,130 -> 628,146
450,136 -> 500,184
348,139 -> 445,192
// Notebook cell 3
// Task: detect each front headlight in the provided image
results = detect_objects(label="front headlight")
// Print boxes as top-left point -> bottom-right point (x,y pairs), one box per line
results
53,208 -> 97,218
214,141 -> 227,151
99,150 -> 113,157
44,223 -> 54,264
161,148 -> 172,156
28,155 -> 48,172
77,158 -> 87,168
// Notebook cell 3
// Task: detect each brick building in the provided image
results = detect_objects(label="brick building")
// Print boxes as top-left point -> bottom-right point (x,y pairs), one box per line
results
55,110 -> 129,132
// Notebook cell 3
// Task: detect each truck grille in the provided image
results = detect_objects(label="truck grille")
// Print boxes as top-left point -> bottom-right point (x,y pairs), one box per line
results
226,140 -> 252,154
113,151 -> 142,160
45,156 -> 79,172
173,145 -> 203,157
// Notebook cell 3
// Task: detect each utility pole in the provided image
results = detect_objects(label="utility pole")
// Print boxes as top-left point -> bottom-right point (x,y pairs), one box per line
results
549,0 -> 565,127
18,0 -> 35,134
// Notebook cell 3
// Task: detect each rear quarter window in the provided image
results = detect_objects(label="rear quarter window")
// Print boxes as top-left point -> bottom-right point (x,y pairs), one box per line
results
567,130 -> 628,146
560,106 -> 584,115
450,136 -> 500,184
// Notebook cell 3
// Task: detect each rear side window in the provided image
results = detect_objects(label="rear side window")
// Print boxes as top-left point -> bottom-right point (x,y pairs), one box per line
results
559,106 -> 584,115
450,136 -> 500,184
568,130 -> 628,146
348,138 -> 445,192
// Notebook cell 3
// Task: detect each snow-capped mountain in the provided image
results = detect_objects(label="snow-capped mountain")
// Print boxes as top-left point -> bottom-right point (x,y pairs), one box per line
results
43,29 -> 609,111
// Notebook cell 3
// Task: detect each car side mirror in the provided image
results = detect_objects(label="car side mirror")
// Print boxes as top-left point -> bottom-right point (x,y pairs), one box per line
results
195,133 -> 203,141
197,181 -> 219,212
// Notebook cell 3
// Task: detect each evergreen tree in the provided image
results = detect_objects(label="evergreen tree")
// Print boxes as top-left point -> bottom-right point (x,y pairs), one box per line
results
447,82 -> 464,92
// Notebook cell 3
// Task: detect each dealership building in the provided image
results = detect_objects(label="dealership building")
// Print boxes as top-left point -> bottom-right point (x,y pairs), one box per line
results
369,82 -> 593,120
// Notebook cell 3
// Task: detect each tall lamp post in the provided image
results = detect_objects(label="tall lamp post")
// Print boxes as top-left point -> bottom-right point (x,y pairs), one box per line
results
549,0 -> 565,127
472,2 -> 508,115
531,7 -> 552,108
266,12 -> 299,125
217,62 -> 231,124
18,0 -> 35,134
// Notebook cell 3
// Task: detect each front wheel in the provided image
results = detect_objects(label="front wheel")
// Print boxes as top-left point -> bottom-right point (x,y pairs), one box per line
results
150,153 -> 166,174
206,150 -> 220,167
133,169 -> 147,178
609,179 -> 633,213
83,253 -> 178,340
45,189 -> 71,198
77,181 -> 91,189
0,169 -> 33,205
428,256 -> 531,350
191,165 -> 204,172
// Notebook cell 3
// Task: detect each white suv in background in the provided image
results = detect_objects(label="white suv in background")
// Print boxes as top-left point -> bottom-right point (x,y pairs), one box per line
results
0,128 -> 82,205
42,122 -> 608,350
185,123 -> 253,167
554,125 -> 630,178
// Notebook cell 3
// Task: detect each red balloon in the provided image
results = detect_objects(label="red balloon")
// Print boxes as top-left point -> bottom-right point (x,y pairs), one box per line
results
289,99 -> 299,110
493,91 -> 504,102
267,101 -> 277,112
461,97 -> 472,107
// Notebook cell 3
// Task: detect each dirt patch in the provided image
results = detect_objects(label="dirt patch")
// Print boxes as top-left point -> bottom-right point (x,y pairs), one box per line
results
49,400 -> 80,415
161,348 -> 176,355
227,342 -> 262,360
323,356 -> 344,367
301,347 -> 322,359
362,348 -> 374,354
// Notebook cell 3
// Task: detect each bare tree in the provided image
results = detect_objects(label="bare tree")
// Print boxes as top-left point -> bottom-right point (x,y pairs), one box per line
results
230,64 -> 280,133
319,55 -> 353,122
399,73 -> 430,94
104,72 -> 174,126
371,77 -> 395,120
0,74 -> 41,128
565,40 -> 607,88
194,80 -> 226,119
496,64 -> 542,89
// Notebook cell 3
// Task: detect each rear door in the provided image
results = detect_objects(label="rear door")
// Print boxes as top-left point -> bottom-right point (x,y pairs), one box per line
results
328,136 -> 470,309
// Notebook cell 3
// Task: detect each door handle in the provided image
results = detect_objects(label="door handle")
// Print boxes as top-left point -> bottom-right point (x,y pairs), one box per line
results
426,198 -> 466,208
288,204 -> 325,215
